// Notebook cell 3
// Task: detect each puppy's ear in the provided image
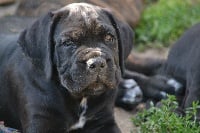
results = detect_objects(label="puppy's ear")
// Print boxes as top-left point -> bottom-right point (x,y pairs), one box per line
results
104,10 -> 134,76
18,12 -> 59,79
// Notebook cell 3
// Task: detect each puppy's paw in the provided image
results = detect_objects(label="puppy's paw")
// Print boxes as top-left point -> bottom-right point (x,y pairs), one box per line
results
116,79 -> 143,110
167,78 -> 184,95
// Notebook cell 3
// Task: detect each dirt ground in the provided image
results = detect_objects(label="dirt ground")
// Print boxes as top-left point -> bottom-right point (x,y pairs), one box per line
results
115,107 -> 136,133
0,3 -> 169,133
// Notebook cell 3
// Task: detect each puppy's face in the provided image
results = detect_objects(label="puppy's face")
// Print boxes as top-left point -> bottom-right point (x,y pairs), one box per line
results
53,3 -> 121,97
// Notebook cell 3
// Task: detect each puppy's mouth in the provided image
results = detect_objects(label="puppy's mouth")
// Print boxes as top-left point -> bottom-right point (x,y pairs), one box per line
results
69,80 -> 112,98
82,82 -> 106,96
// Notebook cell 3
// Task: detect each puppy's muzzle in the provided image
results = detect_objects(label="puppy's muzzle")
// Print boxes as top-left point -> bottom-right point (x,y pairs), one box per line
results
86,57 -> 107,72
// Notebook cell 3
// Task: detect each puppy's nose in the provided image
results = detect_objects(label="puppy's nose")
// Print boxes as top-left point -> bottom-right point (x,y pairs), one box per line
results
87,57 -> 107,71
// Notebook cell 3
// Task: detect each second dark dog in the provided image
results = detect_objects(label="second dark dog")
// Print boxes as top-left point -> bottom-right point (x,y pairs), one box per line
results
121,23 -> 200,117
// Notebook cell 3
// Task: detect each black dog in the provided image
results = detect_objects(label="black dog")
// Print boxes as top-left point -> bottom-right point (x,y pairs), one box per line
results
162,23 -> 200,117
0,3 -> 133,133
120,23 -> 200,117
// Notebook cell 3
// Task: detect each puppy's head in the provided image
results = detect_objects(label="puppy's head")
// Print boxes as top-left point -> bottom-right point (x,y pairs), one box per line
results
18,3 -> 133,97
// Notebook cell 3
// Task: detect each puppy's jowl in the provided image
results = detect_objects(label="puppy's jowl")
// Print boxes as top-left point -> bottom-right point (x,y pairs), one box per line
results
0,3 -> 133,133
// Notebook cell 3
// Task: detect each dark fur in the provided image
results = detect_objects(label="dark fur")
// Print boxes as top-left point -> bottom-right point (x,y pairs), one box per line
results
162,23 -> 200,115
123,23 -> 200,117
0,3 -> 133,133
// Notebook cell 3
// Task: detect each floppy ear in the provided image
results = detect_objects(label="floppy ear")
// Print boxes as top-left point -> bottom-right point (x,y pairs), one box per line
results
18,12 -> 57,79
104,10 -> 134,76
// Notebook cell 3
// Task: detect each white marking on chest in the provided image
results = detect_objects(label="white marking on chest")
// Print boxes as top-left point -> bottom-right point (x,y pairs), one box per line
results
70,97 -> 88,130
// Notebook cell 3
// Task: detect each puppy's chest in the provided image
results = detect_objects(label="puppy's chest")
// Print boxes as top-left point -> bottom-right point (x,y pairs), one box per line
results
69,97 -> 88,131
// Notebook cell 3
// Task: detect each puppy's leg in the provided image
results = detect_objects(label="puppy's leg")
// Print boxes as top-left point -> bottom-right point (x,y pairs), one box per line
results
70,120 -> 120,133
74,111 -> 121,133
20,103 -> 66,133
22,117 -> 66,133
125,52 -> 165,76
183,76 -> 200,120
96,121 -> 121,133
124,70 -> 177,98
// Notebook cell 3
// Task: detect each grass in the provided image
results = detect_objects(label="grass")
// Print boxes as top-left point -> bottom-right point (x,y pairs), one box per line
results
135,0 -> 200,51
132,95 -> 200,133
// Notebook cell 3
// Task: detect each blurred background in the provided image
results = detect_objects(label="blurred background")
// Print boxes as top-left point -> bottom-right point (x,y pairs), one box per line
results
1,0 -> 200,51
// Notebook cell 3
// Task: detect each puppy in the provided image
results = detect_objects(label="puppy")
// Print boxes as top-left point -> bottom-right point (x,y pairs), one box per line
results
120,23 -> 200,117
162,23 -> 200,118
0,3 -> 133,133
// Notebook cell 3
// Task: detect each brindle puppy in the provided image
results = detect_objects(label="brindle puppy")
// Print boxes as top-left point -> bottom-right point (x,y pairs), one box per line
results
0,3 -> 133,133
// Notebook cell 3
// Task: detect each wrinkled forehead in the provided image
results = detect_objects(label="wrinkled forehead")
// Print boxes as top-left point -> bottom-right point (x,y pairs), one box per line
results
54,3 -> 113,34
67,3 -> 100,21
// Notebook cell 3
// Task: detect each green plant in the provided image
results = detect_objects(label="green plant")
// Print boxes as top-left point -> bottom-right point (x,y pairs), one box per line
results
132,95 -> 200,133
135,0 -> 200,49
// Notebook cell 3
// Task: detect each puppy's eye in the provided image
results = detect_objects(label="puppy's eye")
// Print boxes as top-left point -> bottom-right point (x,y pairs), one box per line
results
61,38 -> 75,46
104,34 -> 115,43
